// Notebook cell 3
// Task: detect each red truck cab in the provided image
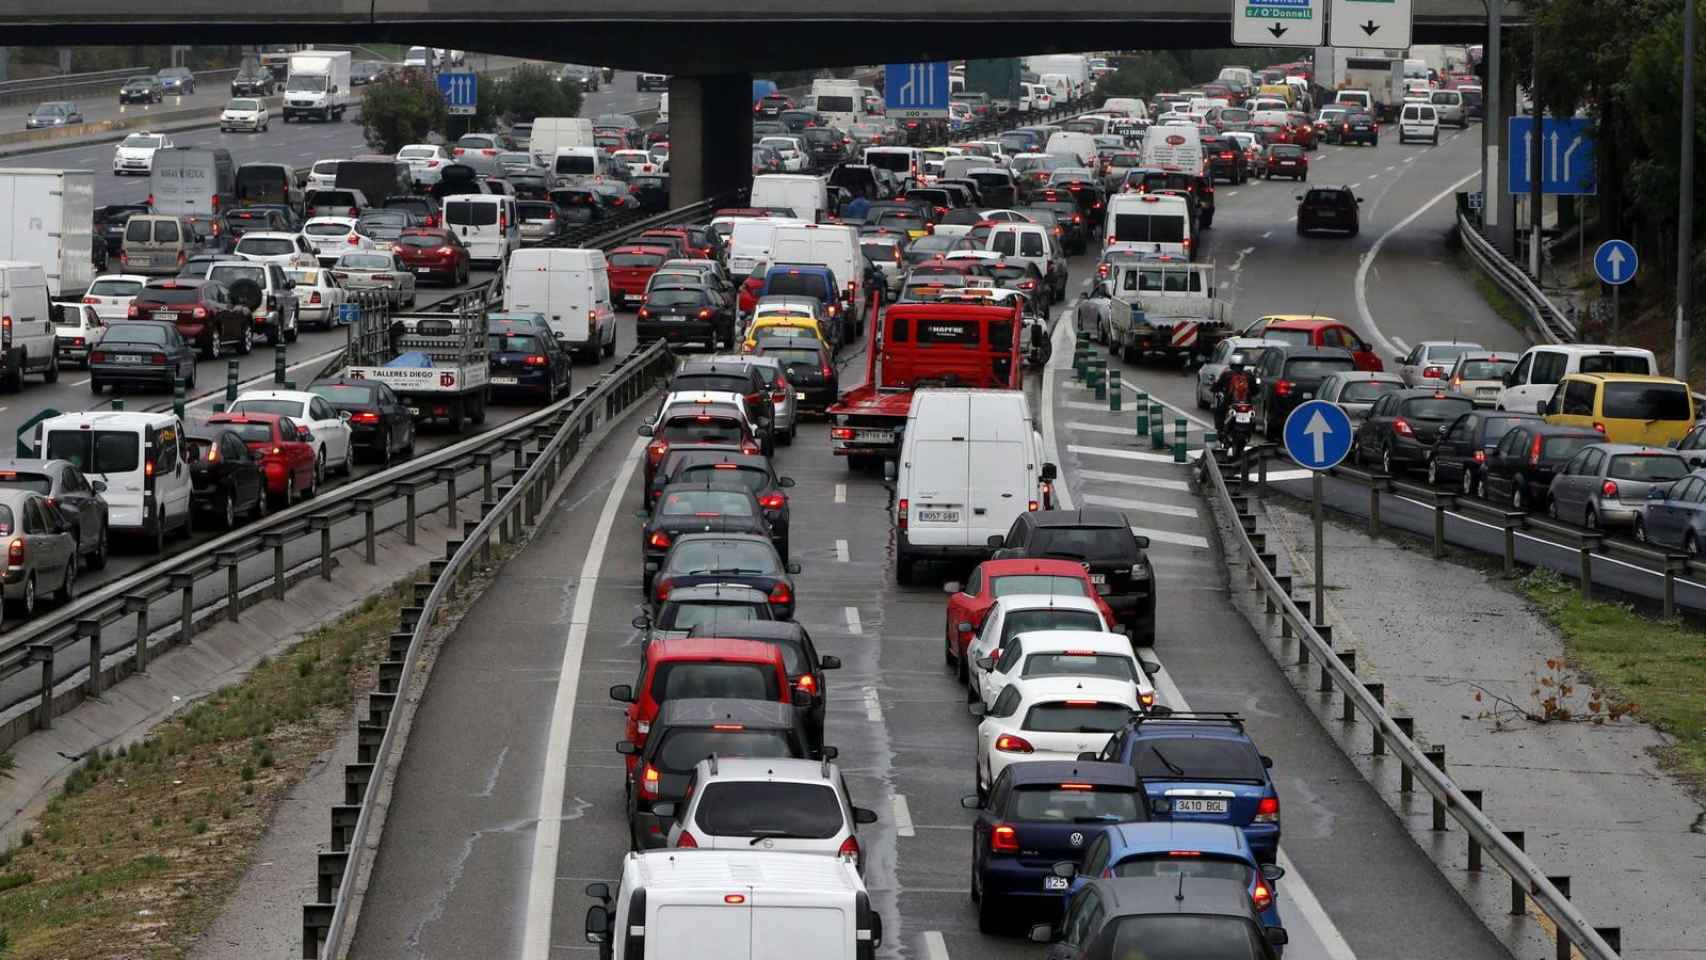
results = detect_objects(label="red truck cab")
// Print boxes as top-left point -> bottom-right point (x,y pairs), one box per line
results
609,638 -> 793,774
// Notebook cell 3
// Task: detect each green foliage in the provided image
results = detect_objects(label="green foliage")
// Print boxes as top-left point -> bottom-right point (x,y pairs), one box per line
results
1096,49 -> 1305,103
493,64 -> 585,127
360,74 -> 448,155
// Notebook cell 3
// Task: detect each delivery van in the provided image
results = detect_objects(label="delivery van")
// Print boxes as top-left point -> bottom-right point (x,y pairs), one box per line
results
443,194 -> 518,268
149,147 -> 236,218
727,216 -> 806,280
503,247 -> 617,361
34,410 -> 192,550
766,221 -> 866,339
531,117 -> 595,165
0,261 -> 60,388
750,174 -> 829,222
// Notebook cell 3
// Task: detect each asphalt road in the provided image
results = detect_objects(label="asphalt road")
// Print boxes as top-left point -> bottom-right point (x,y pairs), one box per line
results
1,80 -> 238,133
347,121 -> 1524,960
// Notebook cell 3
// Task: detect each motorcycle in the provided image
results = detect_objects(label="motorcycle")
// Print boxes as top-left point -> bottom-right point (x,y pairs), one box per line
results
1225,400 -> 1254,461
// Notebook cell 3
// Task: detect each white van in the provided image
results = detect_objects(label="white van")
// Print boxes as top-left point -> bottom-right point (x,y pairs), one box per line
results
553,146 -> 615,180
1336,90 -> 1373,111
1497,344 -> 1659,414
727,217 -> 806,279
1398,102 -> 1439,145
810,78 -> 862,130
442,194 -> 518,268
34,411 -> 192,549
862,146 -> 922,184
768,221 -> 866,339
1039,73 -> 1073,105
1140,123 -> 1203,172
1100,97 -> 1150,121
530,117 -> 595,165
1103,192 -> 1194,259
750,174 -> 829,222
0,261 -> 61,388
585,850 -> 883,960
503,248 -> 617,361
148,146 -> 236,218
895,389 -> 1053,583
1044,131 -> 1099,166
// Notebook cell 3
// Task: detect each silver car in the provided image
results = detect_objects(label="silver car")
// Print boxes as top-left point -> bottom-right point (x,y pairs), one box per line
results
1196,337 -> 1283,409
710,352 -> 797,444
661,757 -> 878,872
1444,350 -> 1519,406
1547,443 -> 1690,530
26,101 -> 83,129
1396,340 -> 1483,388
330,251 -> 416,308
1317,371 -> 1406,424
0,489 -> 79,617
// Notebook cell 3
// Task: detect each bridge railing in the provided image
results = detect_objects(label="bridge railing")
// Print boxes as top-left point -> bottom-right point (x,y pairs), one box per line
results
1456,194 -> 1578,344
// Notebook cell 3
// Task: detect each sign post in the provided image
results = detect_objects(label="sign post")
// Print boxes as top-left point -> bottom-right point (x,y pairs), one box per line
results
1329,0 -> 1413,47
1593,239 -> 1637,339
1282,400 -> 1353,626
1231,0 -> 1325,46
883,62 -> 949,119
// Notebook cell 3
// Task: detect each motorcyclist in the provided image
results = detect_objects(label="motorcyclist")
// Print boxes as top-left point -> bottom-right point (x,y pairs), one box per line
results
1215,353 -> 1255,433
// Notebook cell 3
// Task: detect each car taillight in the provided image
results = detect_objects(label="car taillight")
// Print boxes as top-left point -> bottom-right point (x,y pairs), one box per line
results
897,497 -> 908,531
990,824 -> 1020,853
637,308 -> 650,319
192,306 -> 208,320
994,734 -> 1033,753
1529,435 -> 1543,466
150,353 -> 167,364
769,582 -> 792,606
127,304 -> 140,318
1592,422 -> 1606,434
647,441 -> 669,463
698,308 -> 713,320
6,538 -> 22,565
1254,796 -> 1280,823
351,411 -> 379,424
640,764 -> 661,797
1602,480 -> 1619,498
831,427 -> 853,440
741,440 -> 761,455
90,350 -> 107,363
82,296 -> 99,305
837,835 -> 861,862
1028,499 -> 1039,511
1252,880 -> 1273,911
1474,449 -> 1487,463
1273,379 -> 1293,397
524,354 -> 548,367
144,459 -> 156,478
674,831 -> 697,848
648,531 -> 671,550
1393,417 -> 1413,437
655,579 -> 671,602
758,492 -> 786,510
1422,366 -> 1445,380
347,207 -> 359,218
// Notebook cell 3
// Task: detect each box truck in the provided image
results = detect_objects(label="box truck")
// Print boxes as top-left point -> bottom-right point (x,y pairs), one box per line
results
283,49 -> 352,123
0,169 -> 95,296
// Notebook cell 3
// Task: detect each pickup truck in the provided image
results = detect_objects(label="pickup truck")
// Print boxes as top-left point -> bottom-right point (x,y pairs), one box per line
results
1094,256 -> 1231,367
344,305 -> 490,431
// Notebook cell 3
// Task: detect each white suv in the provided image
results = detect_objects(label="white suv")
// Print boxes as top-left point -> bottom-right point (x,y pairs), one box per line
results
659,757 -> 878,871
1398,102 -> 1440,146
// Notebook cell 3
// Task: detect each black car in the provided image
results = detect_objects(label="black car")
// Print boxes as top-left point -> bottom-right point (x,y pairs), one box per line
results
1425,410 -> 1543,495
1352,389 -> 1476,476
619,698 -> 817,850
651,450 -> 795,556
350,61 -> 386,86
0,459 -> 110,569
639,405 -> 757,492
629,174 -> 671,213
989,509 -> 1154,644
1132,168 -> 1215,230
668,359 -> 776,451
1203,135 -> 1246,184
550,187 -> 616,226
642,484 -> 772,589
638,285 -> 737,351
1254,346 -> 1357,441
1035,876 -> 1287,959
184,424 -> 267,529
1025,200 -> 1088,254
95,203 -> 151,255
229,68 -> 276,96
1480,423 -> 1604,511
307,377 -> 417,466
508,170 -> 553,201
687,620 -> 841,750
652,532 -> 800,617
225,207 -> 292,239
381,195 -> 441,229
119,77 -> 163,104
1340,108 -> 1379,146
1296,186 -> 1361,237
778,109 -> 823,134
488,320 -> 572,403
88,320 -> 197,393
757,336 -> 838,412
800,127 -> 847,169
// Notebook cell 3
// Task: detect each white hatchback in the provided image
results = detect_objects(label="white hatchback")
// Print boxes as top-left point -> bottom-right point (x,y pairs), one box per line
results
229,389 -> 354,477
973,675 -> 1140,800
660,757 -> 878,872
964,594 -> 1113,705
81,273 -> 149,323
975,628 -> 1160,712
112,132 -> 172,175
301,217 -> 371,266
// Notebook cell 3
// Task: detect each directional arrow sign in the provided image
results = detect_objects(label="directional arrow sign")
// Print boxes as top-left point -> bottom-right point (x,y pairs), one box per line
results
1330,0 -> 1412,48
1233,0 -> 1324,47
1283,400 -> 1353,471
1593,239 -> 1637,286
1507,117 -> 1596,196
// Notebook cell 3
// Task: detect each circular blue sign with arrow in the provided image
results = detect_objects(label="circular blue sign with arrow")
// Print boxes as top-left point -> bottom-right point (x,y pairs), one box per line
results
1593,239 -> 1637,286
1282,400 -> 1353,471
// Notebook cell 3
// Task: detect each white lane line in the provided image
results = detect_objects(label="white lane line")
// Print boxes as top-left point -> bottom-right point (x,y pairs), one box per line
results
1384,165 -> 1395,173
1083,493 -> 1200,519
1076,468 -> 1191,492
1042,320 -> 1076,510
1350,181 -> 1363,188
1130,525 -> 1211,549
835,482 -> 846,504
1119,382 -> 1214,431
1392,335 -> 1410,352
924,931 -> 950,960
1353,170 -> 1480,360
845,605 -> 862,635
522,434 -> 648,960
1067,420 -> 1159,437
835,538 -> 849,562
1262,230 -> 1273,239
1403,156 -> 1417,163
1067,443 -> 1187,466
1064,400 -> 1121,412
69,377 -> 90,386
892,794 -> 916,837
1226,190 -> 1240,197
863,686 -> 883,722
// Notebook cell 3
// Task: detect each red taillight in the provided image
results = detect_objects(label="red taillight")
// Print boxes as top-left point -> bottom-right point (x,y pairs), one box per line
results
897,497 -> 908,531
347,234 -> 360,245
655,579 -> 671,603
523,354 -> 548,367
1473,449 -> 1487,464
990,824 -> 1020,853
1602,480 -> 1620,498
90,351 -> 107,363
648,530 -> 672,550
6,538 -> 22,566
1273,379 -> 1294,397
994,734 -> 1033,753
1028,499 -> 1039,512
82,296 -> 98,305
674,830 -> 697,848
347,207 -> 359,218
351,411 -> 380,424
127,304 -> 140,318
740,440 -> 761,455
698,308 -> 713,320
796,673 -> 817,696
769,581 -> 792,606
192,306 -> 208,320
1422,366 -> 1445,380
1529,435 -> 1543,466
1393,417 -> 1414,438
758,492 -> 786,510
647,441 -> 669,463
150,353 -> 167,364
1592,422 -> 1606,434
1254,796 -> 1280,823
640,764 -> 662,797
1252,880 -> 1273,911
831,427 -> 853,440
637,308 -> 650,319
144,459 -> 156,478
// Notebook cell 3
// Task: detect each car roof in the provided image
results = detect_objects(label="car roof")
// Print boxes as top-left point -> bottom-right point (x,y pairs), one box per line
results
1562,372 -> 1683,385
1027,508 -> 1128,529
980,558 -> 1094,578
1006,759 -> 1139,788
654,697 -> 799,727
687,619 -> 807,644
693,756 -> 837,784
1328,370 -> 1403,382
646,637 -> 784,664
1103,821 -> 1253,857
668,531 -> 773,547
0,459 -> 60,475
1278,346 -> 1354,361
1010,675 -> 1139,704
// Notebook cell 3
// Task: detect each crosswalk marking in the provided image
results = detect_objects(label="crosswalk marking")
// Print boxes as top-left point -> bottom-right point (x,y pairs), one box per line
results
1068,443 -> 1187,466
1066,420 -> 1156,437
1131,525 -> 1211,549
1082,493 -> 1200,519
1075,469 -> 1191,492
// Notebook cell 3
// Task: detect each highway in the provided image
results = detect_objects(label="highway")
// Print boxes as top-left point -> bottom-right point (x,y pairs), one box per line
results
346,121 -> 1527,959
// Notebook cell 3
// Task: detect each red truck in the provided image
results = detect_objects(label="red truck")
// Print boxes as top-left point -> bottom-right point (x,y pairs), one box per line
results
826,296 -> 1023,466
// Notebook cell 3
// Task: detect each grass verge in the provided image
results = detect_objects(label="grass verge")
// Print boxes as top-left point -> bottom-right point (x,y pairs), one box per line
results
0,576 -> 415,958
1519,568 -> 1706,791
1458,248 -> 1536,340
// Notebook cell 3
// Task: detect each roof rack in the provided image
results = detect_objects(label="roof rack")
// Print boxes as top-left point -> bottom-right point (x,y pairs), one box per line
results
1127,711 -> 1244,731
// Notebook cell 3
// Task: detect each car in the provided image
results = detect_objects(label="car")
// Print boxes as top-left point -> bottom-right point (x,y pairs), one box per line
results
205,260 -> 299,346
184,423 -> 269,529
1195,337 -> 1285,410
219,98 -> 269,133
647,446 -> 794,544
657,757 -> 878,869
620,698 -> 817,850
972,675 -> 1141,804
639,403 -> 760,492
1315,370 -> 1406,426
988,510 -> 1156,644
609,637 -> 795,763
1068,822 -> 1287,933
128,278 -> 254,359
977,628 -> 1160,716
710,353 -> 797,447
225,208 -> 293,240
636,583 -> 775,646
26,101 -> 82,129
486,318 -> 572,403
1634,468 -> 1706,551
228,389 -> 354,479
684,619 -> 841,750
1339,108 -> 1379,146
396,144 -> 454,188
1541,372 -> 1697,447
87,320 -> 198,393
1035,876 -> 1287,959
307,377 -> 416,466
1444,350 -> 1520,405
285,267 -> 348,330
303,217 -> 372,265
641,484 -> 772,589
355,209 -> 416,250
649,532 -> 801,618
451,132 -> 510,158
233,232 -> 319,271
1548,444 -> 1690,531
0,489 -> 79,617
1242,315 -> 1382,372
118,77 -> 164,105
942,559 -> 1118,679
0,460 -> 109,571
1296,185 -> 1361,237
1351,389 -> 1476,476
666,360 -> 778,451
391,228 -> 471,286
204,413 -> 320,506
636,72 -> 669,92
1480,423 -> 1605,511
1251,345 -> 1359,440
962,760 -> 1148,932
1673,422 -> 1706,470
1395,340 -> 1485,388
963,593 -> 1117,702
52,301 -> 105,369
1261,143 -> 1307,181
156,67 -> 195,96
1398,102 -> 1440,145
1093,713 -> 1281,863
330,251 -> 416,308
1425,410 -> 1543,494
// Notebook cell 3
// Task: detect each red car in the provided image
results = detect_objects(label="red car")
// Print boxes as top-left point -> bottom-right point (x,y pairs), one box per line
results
1286,112 -> 1318,150
608,244 -> 669,309
942,559 -> 1118,678
206,412 -> 319,505
1244,316 -> 1384,372
608,638 -> 793,775
635,230 -> 692,261
392,228 -> 472,286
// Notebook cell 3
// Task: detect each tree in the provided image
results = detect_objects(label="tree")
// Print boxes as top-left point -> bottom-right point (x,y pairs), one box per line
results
495,63 -> 584,124
360,73 -> 447,154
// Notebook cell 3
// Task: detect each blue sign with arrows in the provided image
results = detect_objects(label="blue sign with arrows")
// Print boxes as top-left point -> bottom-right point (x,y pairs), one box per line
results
1283,400 -> 1353,471
437,72 -> 477,117
884,62 -> 949,119
1507,117 -> 1595,196
1593,239 -> 1637,286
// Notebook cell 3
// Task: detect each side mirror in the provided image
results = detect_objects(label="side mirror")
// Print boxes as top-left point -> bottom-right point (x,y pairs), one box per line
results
820,744 -> 839,760
585,881 -> 611,902
942,580 -> 963,595
636,424 -> 654,437
339,410 -> 352,421
786,561 -> 802,574
967,701 -> 986,717
1649,486 -> 1667,499
853,806 -> 879,824
1051,861 -> 1077,879
975,656 -> 997,671
616,740 -> 638,755
651,801 -> 678,819
960,794 -> 983,809
1148,703 -> 1174,717
1294,194 -> 1304,201
92,480 -> 106,493
1536,401 -> 1548,416
778,476 -> 796,487
1040,462 -> 1058,481
820,654 -> 842,670
609,683 -> 634,703
1355,197 -> 1364,204
1028,924 -> 1055,944
1133,535 -> 1151,549
585,905 -> 612,944
1260,862 -> 1286,882
1138,658 -> 1161,677
1266,927 -> 1290,947
631,614 -> 652,630
986,534 -> 1005,549
1260,754 -> 1274,769
251,449 -> 267,461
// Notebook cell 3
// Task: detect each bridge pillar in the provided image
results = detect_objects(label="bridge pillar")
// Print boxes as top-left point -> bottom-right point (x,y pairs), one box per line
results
668,73 -> 753,210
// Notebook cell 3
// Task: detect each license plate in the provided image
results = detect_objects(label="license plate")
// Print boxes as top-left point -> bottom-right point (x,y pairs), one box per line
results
1172,798 -> 1228,814
796,391 -> 807,400
112,355 -> 143,364
416,267 -> 432,273
1043,876 -> 1070,891
1089,573 -> 1107,584
855,429 -> 892,442
916,509 -> 959,523
407,406 -> 421,416
1233,410 -> 1252,424
491,376 -> 518,385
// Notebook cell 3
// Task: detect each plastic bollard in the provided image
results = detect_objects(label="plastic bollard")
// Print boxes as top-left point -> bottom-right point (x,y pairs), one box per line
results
1091,360 -> 1106,401
1135,390 -> 1149,437
1150,403 -> 1166,449
110,398 -> 124,411
1108,369 -> 1121,412
1173,417 -> 1187,464
274,343 -> 287,384
172,379 -> 186,420
225,360 -> 239,403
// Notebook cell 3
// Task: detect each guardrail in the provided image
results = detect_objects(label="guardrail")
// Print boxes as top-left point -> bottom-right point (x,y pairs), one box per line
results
1456,198 -> 1578,344
0,67 -> 242,109
1199,447 -> 1625,958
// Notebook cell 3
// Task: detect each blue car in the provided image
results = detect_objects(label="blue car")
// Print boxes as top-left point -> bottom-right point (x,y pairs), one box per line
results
1067,821 -> 1286,933
757,263 -> 847,344
1092,713 -> 1281,863
960,759 -> 1147,934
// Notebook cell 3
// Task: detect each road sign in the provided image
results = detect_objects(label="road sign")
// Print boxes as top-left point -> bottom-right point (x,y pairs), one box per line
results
1282,400 -> 1353,471
1231,0 -> 1324,46
1330,0 -> 1413,47
1467,191 -> 1484,211
1593,239 -> 1637,286
884,62 -> 950,119
1507,117 -> 1596,195
338,302 -> 362,325
437,72 -> 477,117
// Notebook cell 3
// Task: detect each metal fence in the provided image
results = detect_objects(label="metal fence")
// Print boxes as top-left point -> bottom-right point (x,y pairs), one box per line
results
1456,198 -> 1579,344
0,67 -> 241,108
1198,447 -> 1626,959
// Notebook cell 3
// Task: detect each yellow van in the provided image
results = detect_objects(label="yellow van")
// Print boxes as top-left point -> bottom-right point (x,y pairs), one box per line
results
1542,372 -> 1697,446
1258,83 -> 1296,108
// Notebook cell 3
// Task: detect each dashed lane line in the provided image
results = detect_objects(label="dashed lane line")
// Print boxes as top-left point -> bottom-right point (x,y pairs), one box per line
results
1075,468 -> 1190,492
845,605 -> 862,635
1082,493 -> 1200,519
1130,525 -> 1211,549
1067,443 -> 1187,466
835,539 -> 849,562
892,794 -> 916,837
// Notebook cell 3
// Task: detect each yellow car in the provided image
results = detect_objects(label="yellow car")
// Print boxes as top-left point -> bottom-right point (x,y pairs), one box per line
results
743,312 -> 831,352
1542,372 -> 1697,447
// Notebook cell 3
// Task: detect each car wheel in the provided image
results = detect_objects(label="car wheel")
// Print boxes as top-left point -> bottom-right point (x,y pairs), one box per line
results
976,888 -> 1003,934
221,489 -> 238,530
206,333 -> 220,361
12,574 -> 35,619
1634,514 -> 1648,544
310,451 -> 325,494
895,552 -> 914,585
88,524 -> 108,571
1585,505 -> 1600,530
57,560 -> 76,604
43,352 -> 58,384
1461,467 -> 1477,498
254,485 -> 270,519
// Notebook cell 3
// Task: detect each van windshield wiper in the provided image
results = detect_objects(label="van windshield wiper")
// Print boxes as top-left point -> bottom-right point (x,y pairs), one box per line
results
748,829 -> 812,844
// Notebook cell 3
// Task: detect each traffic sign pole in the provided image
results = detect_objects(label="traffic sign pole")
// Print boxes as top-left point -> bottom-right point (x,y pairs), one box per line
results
1313,472 -> 1325,627
1283,400 -> 1354,628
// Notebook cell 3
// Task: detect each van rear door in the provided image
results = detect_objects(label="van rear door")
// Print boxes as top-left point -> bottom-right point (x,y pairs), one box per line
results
653,901 -> 750,960
907,394 -> 972,547
968,432 -> 1027,547
752,895 -> 852,960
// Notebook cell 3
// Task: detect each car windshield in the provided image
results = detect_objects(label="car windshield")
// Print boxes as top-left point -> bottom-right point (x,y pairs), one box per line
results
1458,359 -> 1516,380
141,287 -> 203,306
1111,213 -> 1185,243
1131,736 -> 1266,781
657,600 -> 767,630
991,574 -> 1089,598
488,332 -> 542,353
660,416 -> 744,444
89,278 -> 144,297
1608,454 -> 1689,482
610,252 -> 663,268
122,135 -> 162,148
1029,527 -> 1140,561
1000,609 -> 1102,641
237,238 -> 297,258
45,429 -> 140,474
212,422 -> 275,443
1022,702 -> 1132,733
759,347 -> 825,368
1109,915 -> 1266,959
340,254 -> 393,270
667,539 -> 776,575
309,383 -> 375,404
1111,854 -> 1253,884
659,489 -> 757,518
396,234 -> 449,249
766,273 -> 831,298
0,472 -> 53,495
678,465 -> 768,492
648,289 -> 707,308
228,99 -> 261,111
1010,785 -> 1141,822
1339,380 -> 1401,403
1401,397 -> 1475,419
654,729 -> 792,772
650,661 -> 775,701
1603,382 -> 1692,421
305,223 -> 351,236
695,782 -> 842,837
1285,357 -> 1356,379
99,322 -> 170,345
1023,652 -> 1137,681
1543,435 -> 1597,459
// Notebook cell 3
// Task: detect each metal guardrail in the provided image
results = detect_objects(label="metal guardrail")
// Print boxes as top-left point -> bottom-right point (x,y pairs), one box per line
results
1457,200 -> 1578,344
1199,448 -> 1625,959
0,67 -> 241,108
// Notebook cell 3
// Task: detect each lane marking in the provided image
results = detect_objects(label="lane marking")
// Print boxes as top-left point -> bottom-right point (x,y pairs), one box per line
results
69,377 -> 90,386
1082,493 -> 1199,518
835,482 -> 846,504
1262,230 -> 1273,239
521,434 -> 648,960
1350,181 -> 1363,189
892,794 -> 916,837
924,931 -> 950,960
835,538 -> 849,562
1041,321 -> 1075,510
863,686 -> 883,722
1392,336 -> 1410,352
845,605 -> 862,635
1353,170 -> 1480,360
1076,468 -> 1190,492
1068,443 -> 1187,466
1130,525 -> 1211,549
1066,420 -> 1165,437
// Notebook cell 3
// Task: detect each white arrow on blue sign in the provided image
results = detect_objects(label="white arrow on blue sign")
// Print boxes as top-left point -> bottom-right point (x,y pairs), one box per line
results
1282,400 -> 1353,470
1507,117 -> 1595,196
437,72 -> 478,117
1593,239 -> 1637,286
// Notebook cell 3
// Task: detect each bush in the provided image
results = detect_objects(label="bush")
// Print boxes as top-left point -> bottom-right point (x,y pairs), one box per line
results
490,64 -> 584,128
361,74 -> 448,154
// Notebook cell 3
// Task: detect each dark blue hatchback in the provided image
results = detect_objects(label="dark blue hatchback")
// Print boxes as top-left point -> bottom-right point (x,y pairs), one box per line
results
1093,713 -> 1280,863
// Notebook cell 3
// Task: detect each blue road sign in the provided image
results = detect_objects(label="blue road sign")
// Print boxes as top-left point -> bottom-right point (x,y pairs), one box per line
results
437,72 -> 477,117
1507,117 -> 1595,195
1283,400 -> 1353,471
338,302 -> 361,325
1593,239 -> 1637,286
884,62 -> 950,119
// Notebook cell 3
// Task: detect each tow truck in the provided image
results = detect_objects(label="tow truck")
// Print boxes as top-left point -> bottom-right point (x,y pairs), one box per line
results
1100,255 -> 1232,367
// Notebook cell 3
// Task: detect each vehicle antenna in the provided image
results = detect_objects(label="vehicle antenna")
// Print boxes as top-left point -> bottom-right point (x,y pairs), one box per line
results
1175,873 -> 1185,902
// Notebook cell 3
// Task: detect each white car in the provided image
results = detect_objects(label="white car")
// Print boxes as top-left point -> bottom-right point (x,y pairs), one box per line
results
649,390 -> 759,437
758,137 -> 807,172
233,231 -> 319,270
52,301 -> 105,368
965,594 -> 1113,705
219,97 -> 269,133
307,158 -> 345,192
112,132 -> 172,175
228,389 -> 354,477
80,273 -> 149,323
661,757 -> 877,872
396,143 -> 453,187
302,217 -> 370,266
975,628 -> 1159,712
286,267 -> 349,329
973,675 -> 1140,800
612,149 -> 658,175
